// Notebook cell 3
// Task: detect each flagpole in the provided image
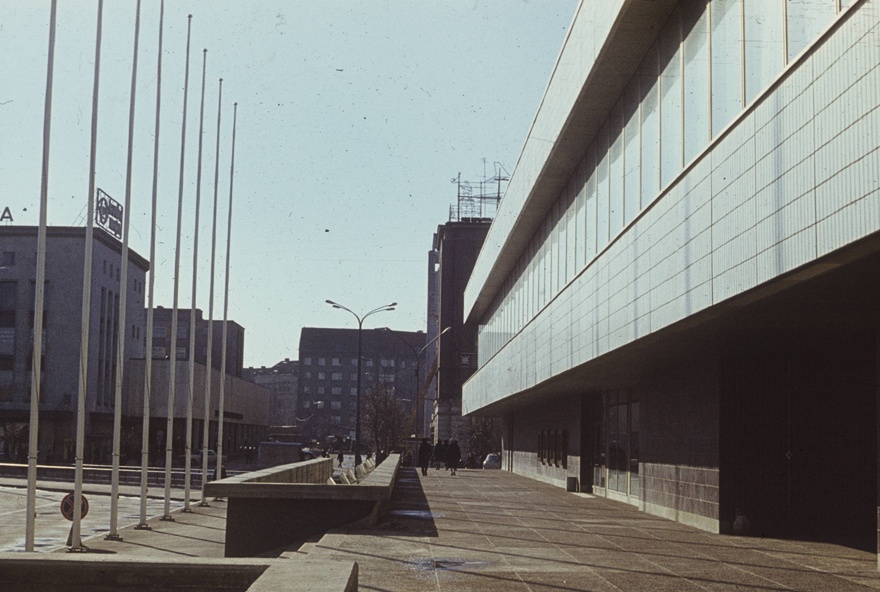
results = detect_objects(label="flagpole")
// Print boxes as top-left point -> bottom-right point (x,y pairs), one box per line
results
137,0 -> 164,530
70,0 -> 104,551
215,102 -> 237,488
107,0 -> 142,541
163,14 -> 193,521
200,77 -> 222,507
184,48 -> 208,512
25,0 -> 58,553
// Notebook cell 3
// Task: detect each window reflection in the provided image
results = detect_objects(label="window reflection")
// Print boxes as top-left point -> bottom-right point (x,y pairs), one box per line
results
787,0 -> 836,61
711,0 -> 743,135
744,0 -> 785,104
683,0 -> 710,162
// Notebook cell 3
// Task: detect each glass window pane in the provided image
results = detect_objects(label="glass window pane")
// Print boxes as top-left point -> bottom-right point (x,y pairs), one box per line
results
744,0 -> 784,104
585,145 -> 598,263
566,182 -> 577,284
596,125 -> 610,248
683,0 -> 710,162
711,0 -> 743,135
609,102 -> 624,238
574,159 -> 587,273
623,79 -> 641,226
660,8 -> 683,187
640,43 -> 660,208
787,0 -> 836,61
609,404 -> 619,492
552,199 -> 561,295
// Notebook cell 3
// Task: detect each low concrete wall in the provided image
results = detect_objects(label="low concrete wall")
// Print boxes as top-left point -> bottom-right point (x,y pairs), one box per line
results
0,555 -> 356,592
205,455 -> 400,557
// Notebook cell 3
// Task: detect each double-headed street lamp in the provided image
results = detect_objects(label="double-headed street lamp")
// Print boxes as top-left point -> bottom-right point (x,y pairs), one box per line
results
325,300 -> 396,466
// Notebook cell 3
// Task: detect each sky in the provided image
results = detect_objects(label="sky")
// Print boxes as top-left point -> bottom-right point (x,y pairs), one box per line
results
0,0 -> 578,366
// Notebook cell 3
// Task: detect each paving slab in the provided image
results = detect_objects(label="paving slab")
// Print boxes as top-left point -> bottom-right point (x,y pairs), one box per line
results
297,467 -> 880,591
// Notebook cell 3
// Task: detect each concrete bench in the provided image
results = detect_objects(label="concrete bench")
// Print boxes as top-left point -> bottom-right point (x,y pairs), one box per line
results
0,555 -> 357,592
204,455 -> 400,557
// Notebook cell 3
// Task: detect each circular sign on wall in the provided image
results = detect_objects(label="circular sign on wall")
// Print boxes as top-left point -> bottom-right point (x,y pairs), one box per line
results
60,492 -> 89,521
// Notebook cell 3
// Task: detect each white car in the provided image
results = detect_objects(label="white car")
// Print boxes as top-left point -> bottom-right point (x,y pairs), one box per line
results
482,453 -> 501,469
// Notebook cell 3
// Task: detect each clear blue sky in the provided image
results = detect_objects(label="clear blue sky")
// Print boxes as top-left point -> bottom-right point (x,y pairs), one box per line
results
0,1 -> 578,365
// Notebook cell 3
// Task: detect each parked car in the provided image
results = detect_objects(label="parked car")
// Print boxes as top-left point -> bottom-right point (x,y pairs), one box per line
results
482,453 -> 502,469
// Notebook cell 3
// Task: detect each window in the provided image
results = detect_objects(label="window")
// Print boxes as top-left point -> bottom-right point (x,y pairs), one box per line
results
350,358 -> 358,366
787,1 -> 836,61
350,388 -> 357,397
331,372 -> 342,380
660,7 -> 683,186
318,372 -> 325,380
331,358 -> 340,366
365,360 -> 373,367
304,357 -> 312,366
331,416 -> 341,425
350,373 -> 357,381
712,0 -> 744,135
683,0 -> 710,162
317,387 -> 325,395
318,358 -> 326,366
331,387 -> 342,395
315,400 -> 324,408
331,400 -> 342,409
744,0 -> 784,104
302,400 -> 311,408
153,326 -> 167,338
304,371 -> 311,379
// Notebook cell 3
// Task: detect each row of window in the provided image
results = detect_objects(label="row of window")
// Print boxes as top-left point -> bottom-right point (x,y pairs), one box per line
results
302,399 -> 355,410
302,371 -> 396,382
479,0 -> 851,363
537,430 -> 568,469
302,356 -> 403,368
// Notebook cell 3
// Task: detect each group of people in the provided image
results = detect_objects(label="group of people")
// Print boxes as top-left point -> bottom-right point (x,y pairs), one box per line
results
417,438 -> 462,476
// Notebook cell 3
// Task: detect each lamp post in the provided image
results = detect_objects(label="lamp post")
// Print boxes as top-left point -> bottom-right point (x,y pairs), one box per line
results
382,326 -> 450,438
325,300 -> 396,465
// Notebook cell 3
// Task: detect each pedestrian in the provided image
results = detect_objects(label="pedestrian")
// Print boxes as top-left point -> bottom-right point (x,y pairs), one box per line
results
446,439 -> 461,476
418,438 -> 432,476
337,450 -> 344,467
441,439 -> 450,470
431,440 -> 444,470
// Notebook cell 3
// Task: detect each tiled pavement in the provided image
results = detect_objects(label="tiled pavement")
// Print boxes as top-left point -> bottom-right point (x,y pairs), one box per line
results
296,467 -> 880,591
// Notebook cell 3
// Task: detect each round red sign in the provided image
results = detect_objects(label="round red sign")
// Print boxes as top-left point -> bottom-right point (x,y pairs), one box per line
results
60,492 -> 89,521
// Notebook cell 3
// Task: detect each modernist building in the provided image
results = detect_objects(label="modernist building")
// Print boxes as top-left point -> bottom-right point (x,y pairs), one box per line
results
296,327 -> 424,447
463,0 -> 880,552
244,358 -> 299,426
427,220 -> 490,447
0,226 -> 147,463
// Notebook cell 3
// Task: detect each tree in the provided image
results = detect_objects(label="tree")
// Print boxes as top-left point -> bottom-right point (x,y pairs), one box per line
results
468,416 -> 501,459
362,381 -> 407,455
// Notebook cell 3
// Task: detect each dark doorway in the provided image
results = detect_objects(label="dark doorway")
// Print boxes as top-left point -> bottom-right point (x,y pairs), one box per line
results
720,328 -> 876,550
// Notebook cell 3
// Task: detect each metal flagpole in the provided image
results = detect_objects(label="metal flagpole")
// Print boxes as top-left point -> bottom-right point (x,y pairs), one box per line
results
215,102 -> 237,488
137,0 -> 164,530
184,48 -> 208,512
107,0 -> 142,541
25,0 -> 57,553
200,77 -> 222,507
163,14 -> 192,521
70,0 -> 104,551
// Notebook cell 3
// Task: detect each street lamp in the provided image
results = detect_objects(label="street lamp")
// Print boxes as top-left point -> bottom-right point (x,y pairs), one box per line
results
325,300 -> 396,466
382,326 -> 450,438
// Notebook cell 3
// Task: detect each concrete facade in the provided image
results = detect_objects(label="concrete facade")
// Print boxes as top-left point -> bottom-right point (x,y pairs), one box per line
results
463,0 -> 880,553
0,227 -> 147,463
244,358 -> 299,427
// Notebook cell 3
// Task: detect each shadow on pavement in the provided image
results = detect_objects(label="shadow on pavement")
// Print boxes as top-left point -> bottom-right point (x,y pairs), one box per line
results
375,467 -> 438,537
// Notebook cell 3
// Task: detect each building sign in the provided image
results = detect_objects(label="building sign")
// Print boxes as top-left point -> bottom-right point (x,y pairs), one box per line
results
0,207 -> 12,222
96,188 -> 123,239
459,352 -> 476,367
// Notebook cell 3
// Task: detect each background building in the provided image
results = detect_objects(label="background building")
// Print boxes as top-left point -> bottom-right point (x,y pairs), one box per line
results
296,327 -> 424,450
244,358 -> 299,427
428,219 -> 490,449
462,0 -> 880,553
0,226 -> 147,463
151,307 -> 245,378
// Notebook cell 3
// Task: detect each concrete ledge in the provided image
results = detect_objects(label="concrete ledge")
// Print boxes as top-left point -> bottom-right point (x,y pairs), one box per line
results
0,555 -> 356,592
205,455 -> 400,557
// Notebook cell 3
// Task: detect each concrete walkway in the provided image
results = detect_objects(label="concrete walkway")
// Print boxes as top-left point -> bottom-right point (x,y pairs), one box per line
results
295,467 -> 880,591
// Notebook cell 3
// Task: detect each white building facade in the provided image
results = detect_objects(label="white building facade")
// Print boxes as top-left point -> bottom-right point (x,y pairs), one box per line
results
464,0 -> 880,552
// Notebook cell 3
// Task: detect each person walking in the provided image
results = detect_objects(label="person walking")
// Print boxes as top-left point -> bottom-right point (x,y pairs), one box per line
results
432,439 -> 446,470
417,438 -> 432,476
446,439 -> 461,476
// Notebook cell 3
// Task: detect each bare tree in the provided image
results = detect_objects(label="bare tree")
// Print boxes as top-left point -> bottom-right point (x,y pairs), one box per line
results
363,381 -> 407,455
468,416 -> 502,459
